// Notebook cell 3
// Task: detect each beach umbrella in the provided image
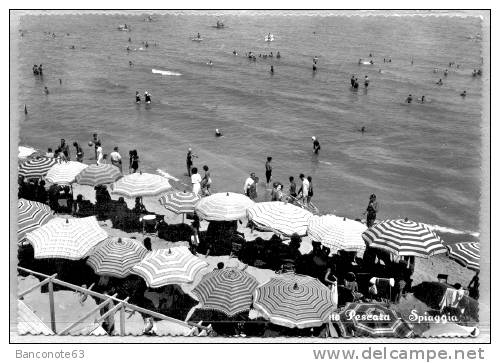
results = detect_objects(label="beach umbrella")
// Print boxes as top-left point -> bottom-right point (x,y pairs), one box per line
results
194,192 -> 254,221
17,199 -> 54,245
446,242 -> 480,271
337,302 -> 414,338
361,219 -> 447,258
86,237 -> 148,278
247,201 -> 313,236
75,164 -> 122,186
25,216 -> 108,260
18,157 -> 57,179
253,273 -> 334,329
159,190 -> 200,214
131,246 -> 208,288
111,172 -> 171,198
45,161 -> 88,185
307,215 -> 367,253
192,268 -> 259,316
18,146 -> 39,160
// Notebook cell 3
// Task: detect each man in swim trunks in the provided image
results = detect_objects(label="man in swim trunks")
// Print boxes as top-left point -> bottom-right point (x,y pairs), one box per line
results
110,146 -> 123,172
73,142 -> 84,162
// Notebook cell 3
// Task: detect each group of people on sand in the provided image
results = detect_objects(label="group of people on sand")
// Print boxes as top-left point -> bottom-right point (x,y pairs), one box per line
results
185,147 -> 212,196
44,133 -> 140,173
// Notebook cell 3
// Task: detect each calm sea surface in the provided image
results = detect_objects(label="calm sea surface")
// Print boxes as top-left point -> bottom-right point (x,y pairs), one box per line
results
14,13 -> 484,238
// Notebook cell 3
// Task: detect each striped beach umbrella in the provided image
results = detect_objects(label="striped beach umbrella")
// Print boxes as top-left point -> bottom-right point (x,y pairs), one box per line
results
337,303 -> 414,338
18,157 -> 57,179
362,219 -> 447,258
111,172 -> 171,198
192,268 -> 259,316
159,191 -> 200,214
195,192 -> 254,221
26,216 -> 108,260
247,202 -> 313,236
45,161 -> 88,185
307,215 -> 367,253
253,273 -> 334,329
17,199 -> 54,245
75,164 -> 122,186
446,242 -> 480,271
87,237 -> 148,278
131,246 -> 208,288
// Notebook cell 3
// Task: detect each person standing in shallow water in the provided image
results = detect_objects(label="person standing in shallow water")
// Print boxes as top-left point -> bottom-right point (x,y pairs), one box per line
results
186,148 -> 197,176
265,157 -> 273,187
363,194 -> 379,228
312,136 -> 321,154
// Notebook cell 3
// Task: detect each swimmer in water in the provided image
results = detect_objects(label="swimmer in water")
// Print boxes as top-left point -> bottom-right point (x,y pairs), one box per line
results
364,75 -> 369,87
129,60 -> 133,67
406,94 -> 413,103
197,32 -> 201,39
135,91 -> 141,103
359,126 -> 366,133
215,129 -> 223,137
233,50 -> 237,55
270,65 -> 274,74
276,51 -> 281,59
369,60 -> 374,65
436,78 -> 443,85
144,91 -> 151,103
312,63 -> 317,72
353,78 -> 359,89
126,46 -> 130,52
444,69 -> 448,76
44,86 -> 49,95
460,90 -> 467,97
420,95 -> 425,103
358,58 -> 362,65
207,60 -> 213,66
350,75 -> 355,87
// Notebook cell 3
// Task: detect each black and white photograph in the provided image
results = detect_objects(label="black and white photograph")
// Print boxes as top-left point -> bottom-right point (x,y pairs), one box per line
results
9,8 -> 491,348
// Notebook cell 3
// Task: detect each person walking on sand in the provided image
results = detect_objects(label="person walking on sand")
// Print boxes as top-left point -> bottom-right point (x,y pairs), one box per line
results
129,150 -> 139,173
110,146 -> 123,172
191,167 -> 202,196
298,173 -> 309,206
363,194 -> 379,228
243,172 -> 256,197
312,136 -> 321,154
265,157 -> 273,187
60,139 -> 70,161
96,143 -> 104,165
186,147 -> 197,176
306,176 -> 314,205
288,176 -> 297,200
73,142 -> 84,162
92,133 -> 101,160
201,165 -> 212,196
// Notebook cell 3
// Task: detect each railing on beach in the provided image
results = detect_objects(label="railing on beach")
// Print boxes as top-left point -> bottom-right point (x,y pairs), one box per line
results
17,266 -> 209,336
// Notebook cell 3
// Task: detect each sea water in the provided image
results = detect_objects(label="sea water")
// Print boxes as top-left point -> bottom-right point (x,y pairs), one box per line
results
14,12 -> 484,240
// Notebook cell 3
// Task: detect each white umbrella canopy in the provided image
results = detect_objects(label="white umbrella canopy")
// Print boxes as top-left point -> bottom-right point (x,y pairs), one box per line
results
26,216 -> 108,260
18,146 -> 39,160
307,215 -> 367,254
45,161 -> 88,184
131,246 -> 208,288
111,172 -> 171,198
247,201 -> 313,236
194,192 -> 255,221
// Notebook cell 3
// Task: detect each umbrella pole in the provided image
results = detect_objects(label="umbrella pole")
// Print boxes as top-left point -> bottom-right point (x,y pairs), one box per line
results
183,213 -> 185,224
